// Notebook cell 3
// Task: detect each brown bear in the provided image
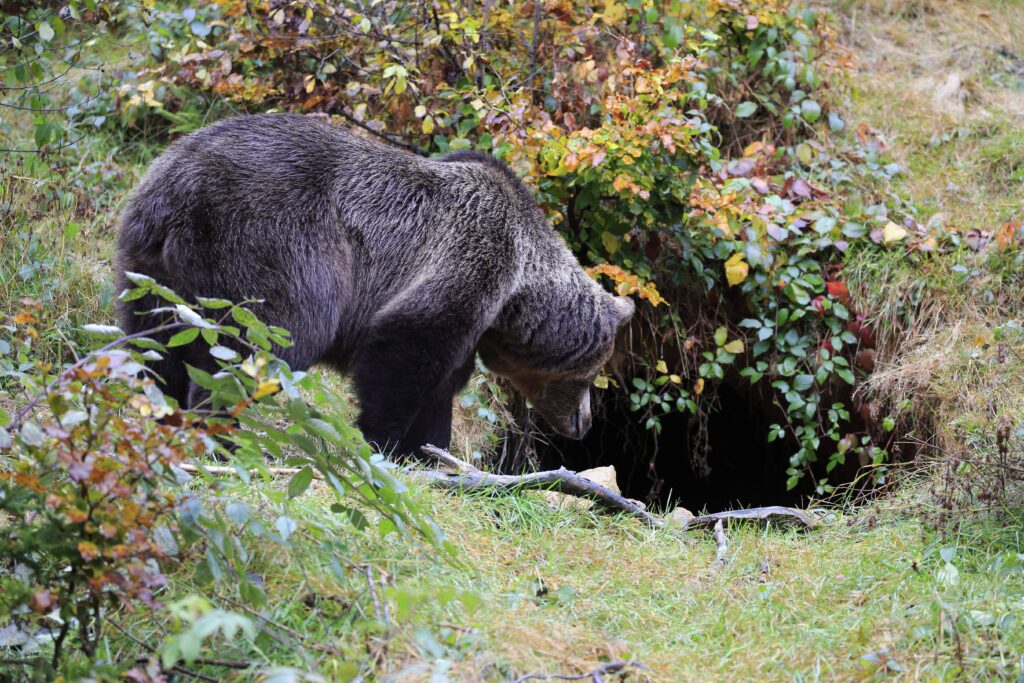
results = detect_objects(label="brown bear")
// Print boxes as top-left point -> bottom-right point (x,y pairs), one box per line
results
117,114 -> 634,456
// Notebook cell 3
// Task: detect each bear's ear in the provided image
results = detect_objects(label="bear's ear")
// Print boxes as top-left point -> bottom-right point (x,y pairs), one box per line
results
610,295 -> 635,327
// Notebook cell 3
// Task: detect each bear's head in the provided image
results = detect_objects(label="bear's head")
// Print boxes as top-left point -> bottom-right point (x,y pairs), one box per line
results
481,292 -> 634,440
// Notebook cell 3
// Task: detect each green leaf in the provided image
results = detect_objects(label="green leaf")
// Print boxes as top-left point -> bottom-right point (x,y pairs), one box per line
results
82,324 -> 124,338
736,101 -> 758,118
276,515 -> 297,540
793,374 -> 814,391
835,367 -> 855,385
801,99 -> 822,123
714,326 -> 728,346
209,345 -> 238,361
287,467 -> 314,499
168,327 -> 200,347
225,501 -> 250,525
34,121 -> 52,148
304,418 -> 341,442
38,21 -> 54,42
197,296 -> 232,309
176,304 -> 216,329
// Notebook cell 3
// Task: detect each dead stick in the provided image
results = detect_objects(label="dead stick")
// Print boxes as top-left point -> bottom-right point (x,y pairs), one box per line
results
712,520 -> 728,567
416,446 -> 818,532
134,655 -> 252,670
421,444 -> 479,474
688,506 -> 818,530
416,445 -> 665,529
176,450 -> 818,532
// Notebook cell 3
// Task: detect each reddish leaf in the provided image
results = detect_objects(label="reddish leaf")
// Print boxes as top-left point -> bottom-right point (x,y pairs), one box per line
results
825,280 -> 851,304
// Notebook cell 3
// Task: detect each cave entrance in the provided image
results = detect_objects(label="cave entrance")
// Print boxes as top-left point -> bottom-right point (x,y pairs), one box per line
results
501,379 -> 871,514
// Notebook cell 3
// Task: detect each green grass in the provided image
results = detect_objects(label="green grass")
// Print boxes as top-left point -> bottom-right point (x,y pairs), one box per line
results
105,477 -> 1024,681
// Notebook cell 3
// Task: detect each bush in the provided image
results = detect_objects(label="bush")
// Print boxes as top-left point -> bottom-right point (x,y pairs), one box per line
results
1,280 -> 445,677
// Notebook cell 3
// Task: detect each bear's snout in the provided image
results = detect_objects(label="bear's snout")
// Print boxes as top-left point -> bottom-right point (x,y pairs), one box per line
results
569,392 -> 593,439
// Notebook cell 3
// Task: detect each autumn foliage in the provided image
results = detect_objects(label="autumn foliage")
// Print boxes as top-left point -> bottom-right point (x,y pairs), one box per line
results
107,0 -> 894,488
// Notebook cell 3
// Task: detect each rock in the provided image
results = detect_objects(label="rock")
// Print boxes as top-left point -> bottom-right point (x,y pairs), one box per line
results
931,73 -> 968,118
542,465 -> 619,511
667,506 -> 695,527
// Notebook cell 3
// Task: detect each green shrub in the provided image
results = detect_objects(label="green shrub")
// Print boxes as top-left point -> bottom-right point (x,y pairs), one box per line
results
0,280 -> 446,677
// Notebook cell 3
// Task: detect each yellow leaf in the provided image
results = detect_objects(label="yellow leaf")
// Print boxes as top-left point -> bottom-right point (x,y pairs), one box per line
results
601,231 -> 620,255
882,221 -> 908,243
240,358 -> 258,378
694,378 -> 705,395
414,105 -> 426,118
743,141 -> 764,157
254,377 -> 281,400
669,374 -> 682,384
422,115 -> 434,135
601,0 -> 627,23
656,360 -> 668,373
715,213 -> 732,238
470,98 -> 484,111
723,339 -> 745,354
612,173 -> 633,193
593,375 -> 609,389
13,310 -> 37,325
724,253 -> 749,286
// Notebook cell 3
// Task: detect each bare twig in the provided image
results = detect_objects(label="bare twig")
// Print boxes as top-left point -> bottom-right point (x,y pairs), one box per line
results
712,520 -> 728,567
512,659 -> 649,682
107,620 -> 221,683
364,565 -> 389,627
333,108 -> 427,156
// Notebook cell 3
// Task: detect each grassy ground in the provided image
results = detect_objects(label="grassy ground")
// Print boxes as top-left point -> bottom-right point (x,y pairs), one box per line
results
104,477 -> 1023,682
840,0 -> 1024,232
3,1 -> 1024,681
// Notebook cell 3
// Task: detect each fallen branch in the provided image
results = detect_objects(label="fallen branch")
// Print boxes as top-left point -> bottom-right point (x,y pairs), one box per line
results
414,445 -> 819,533
687,505 -> 819,530
512,659 -> 649,683
415,445 -> 664,529
134,655 -> 251,671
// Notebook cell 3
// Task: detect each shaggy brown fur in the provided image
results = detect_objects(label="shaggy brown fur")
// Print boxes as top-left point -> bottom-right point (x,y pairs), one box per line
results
117,114 -> 633,456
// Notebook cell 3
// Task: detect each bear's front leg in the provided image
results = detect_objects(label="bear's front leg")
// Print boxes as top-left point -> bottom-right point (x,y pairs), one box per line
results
395,355 -> 475,456
394,395 -> 454,456
352,316 -> 478,459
